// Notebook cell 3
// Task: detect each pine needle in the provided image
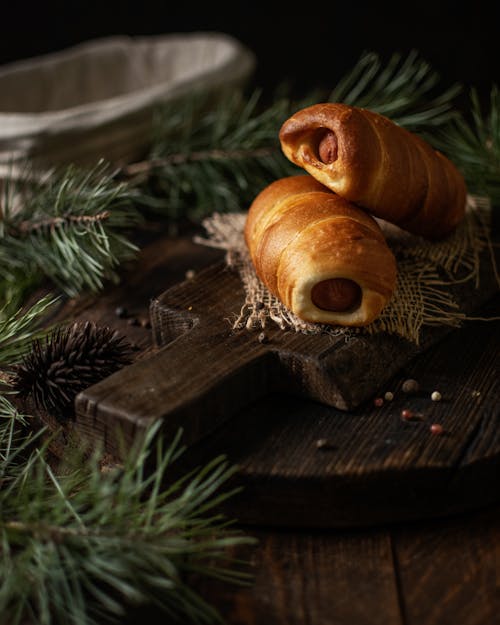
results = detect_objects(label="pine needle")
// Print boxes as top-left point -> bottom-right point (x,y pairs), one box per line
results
329,50 -> 461,131
132,88 -> 298,221
0,296 -> 58,460
0,295 -> 57,369
0,161 -> 141,299
0,421 -> 254,625
431,86 -> 500,204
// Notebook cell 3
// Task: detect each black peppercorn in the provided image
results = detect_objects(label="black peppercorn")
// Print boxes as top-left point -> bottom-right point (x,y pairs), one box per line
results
114,306 -> 128,319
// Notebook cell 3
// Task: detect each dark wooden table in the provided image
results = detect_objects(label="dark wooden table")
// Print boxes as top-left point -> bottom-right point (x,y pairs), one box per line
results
52,227 -> 499,625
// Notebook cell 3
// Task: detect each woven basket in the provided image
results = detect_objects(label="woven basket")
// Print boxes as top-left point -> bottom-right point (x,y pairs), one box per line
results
0,32 -> 255,175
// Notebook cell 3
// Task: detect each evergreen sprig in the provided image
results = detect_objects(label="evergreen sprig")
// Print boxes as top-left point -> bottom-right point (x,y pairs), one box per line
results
431,86 -> 500,204
131,89 -> 298,220
0,303 -> 253,625
0,423 -> 253,625
0,295 -> 56,370
0,161 -> 140,301
0,297 -> 57,460
0,395 -> 31,463
328,49 -> 461,131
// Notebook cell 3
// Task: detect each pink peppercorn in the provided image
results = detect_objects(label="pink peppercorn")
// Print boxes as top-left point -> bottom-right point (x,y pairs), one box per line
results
430,423 -> 444,435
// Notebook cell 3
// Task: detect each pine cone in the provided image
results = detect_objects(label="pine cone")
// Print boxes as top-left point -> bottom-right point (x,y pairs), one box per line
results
14,321 -> 134,421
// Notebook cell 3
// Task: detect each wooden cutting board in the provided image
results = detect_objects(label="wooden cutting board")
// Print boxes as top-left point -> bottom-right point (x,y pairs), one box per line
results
73,231 -> 500,527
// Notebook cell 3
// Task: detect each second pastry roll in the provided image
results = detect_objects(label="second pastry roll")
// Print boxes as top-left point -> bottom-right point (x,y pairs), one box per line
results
279,103 -> 467,239
244,175 -> 397,327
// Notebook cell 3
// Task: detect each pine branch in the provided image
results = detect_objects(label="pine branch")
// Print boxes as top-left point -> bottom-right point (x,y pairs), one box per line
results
16,210 -> 111,234
0,296 -> 58,463
0,307 -> 253,625
329,50 -> 461,131
0,161 -> 141,300
0,396 -> 34,463
0,422 -> 254,625
430,86 -> 500,204
0,295 -> 56,370
132,89 -> 299,221
124,146 -> 277,177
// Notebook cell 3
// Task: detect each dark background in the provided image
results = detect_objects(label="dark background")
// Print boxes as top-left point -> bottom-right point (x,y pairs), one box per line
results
1,1 -> 499,107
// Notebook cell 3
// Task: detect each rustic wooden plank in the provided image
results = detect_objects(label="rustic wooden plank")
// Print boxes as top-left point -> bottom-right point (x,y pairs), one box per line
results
74,264 -> 279,455
393,505 -> 500,625
122,508 -> 500,625
195,529 -> 402,625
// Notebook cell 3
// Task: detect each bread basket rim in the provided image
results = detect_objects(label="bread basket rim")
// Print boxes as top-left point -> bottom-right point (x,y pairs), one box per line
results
0,31 -> 255,124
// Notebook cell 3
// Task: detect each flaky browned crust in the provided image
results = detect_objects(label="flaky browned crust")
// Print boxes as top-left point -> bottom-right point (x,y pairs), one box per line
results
244,175 -> 397,327
279,103 -> 467,238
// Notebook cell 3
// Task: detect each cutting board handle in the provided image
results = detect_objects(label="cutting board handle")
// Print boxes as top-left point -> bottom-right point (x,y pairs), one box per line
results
75,311 -> 276,455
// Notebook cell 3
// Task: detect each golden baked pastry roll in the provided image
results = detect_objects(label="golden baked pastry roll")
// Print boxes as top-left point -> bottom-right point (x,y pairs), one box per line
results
244,175 -> 397,326
279,103 -> 467,239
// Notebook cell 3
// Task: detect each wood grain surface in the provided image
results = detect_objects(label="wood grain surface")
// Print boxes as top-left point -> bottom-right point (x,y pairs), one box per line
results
394,511 -> 500,625
122,503 -> 500,625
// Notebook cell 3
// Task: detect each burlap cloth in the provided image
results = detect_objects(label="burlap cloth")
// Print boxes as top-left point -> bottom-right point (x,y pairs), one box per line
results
195,195 -> 499,345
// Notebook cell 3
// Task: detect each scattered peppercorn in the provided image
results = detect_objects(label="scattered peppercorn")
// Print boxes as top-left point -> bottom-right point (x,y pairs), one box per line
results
402,379 -> 419,393
373,397 -> 384,407
384,391 -> 394,402
114,306 -> 128,319
185,269 -> 196,280
316,438 -> 335,450
401,409 -> 414,420
258,332 -> 268,344
430,423 -> 444,435
431,391 -> 442,402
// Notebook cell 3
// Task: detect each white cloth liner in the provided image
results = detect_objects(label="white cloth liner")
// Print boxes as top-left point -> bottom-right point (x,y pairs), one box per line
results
0,33 -> 255,173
